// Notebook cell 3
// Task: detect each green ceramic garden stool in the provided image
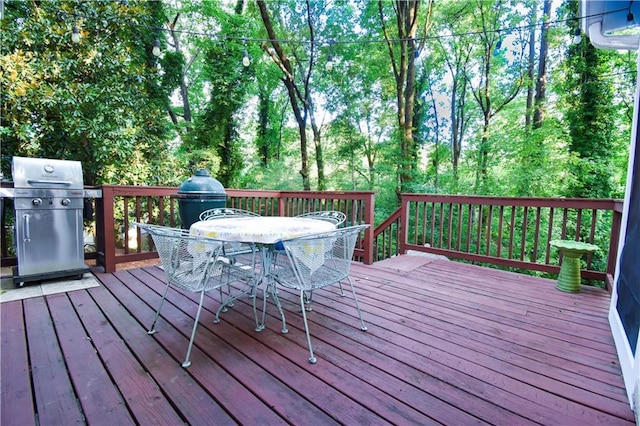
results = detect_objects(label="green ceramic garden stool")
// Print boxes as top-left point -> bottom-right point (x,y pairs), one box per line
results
549,240 -> 599,293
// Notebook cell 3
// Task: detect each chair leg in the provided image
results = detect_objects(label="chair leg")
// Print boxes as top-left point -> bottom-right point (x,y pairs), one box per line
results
182,290 -> 205,368
298,291 -> 316,364
251,276 -> 263,332
302,290 -> 313,311
346,277 -> 367,331
147,282 -> 171,335
256,280 -> 269,332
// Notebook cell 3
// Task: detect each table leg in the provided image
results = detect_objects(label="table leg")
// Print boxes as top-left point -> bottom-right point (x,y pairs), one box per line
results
212,245 -> 259,323
255,246 -> 288,333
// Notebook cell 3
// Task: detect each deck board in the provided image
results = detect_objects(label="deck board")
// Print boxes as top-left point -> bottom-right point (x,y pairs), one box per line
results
24,297 -> 84,426
0,256 -> 634,425
1,301 -> 35,426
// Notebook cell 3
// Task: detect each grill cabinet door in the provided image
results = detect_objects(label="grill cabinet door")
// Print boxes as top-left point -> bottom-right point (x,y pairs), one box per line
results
15,208 -> 85,275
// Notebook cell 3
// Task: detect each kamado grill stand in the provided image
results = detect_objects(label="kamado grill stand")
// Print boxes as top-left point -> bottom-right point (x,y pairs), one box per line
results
9,157 -> 90,286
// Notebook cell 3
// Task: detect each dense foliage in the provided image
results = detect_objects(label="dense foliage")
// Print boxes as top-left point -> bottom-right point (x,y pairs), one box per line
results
1,0 -> 635,213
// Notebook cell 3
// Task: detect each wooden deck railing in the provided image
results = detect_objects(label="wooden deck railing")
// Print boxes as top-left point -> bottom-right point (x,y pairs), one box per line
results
1,184 -> 622,285
371,194 -> 623,288
92,186 -> 375,272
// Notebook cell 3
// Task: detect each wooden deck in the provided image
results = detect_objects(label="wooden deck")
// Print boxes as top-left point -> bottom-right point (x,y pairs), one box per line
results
1,255 -> 634,425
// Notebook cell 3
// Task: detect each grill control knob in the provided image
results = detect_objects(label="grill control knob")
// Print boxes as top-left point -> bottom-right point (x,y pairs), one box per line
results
32,198 -> 42,206
61,198 -> 71,206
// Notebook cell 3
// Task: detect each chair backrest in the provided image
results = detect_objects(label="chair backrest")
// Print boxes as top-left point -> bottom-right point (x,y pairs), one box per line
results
295,210 -> 347,226
199,208 -> 260,221
278,224 -> 369,291
134,223 -> 224,293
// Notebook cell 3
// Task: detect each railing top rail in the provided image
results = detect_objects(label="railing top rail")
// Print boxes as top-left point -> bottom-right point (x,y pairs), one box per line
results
401,193 -> 622,209
227,189 -> 374,198
374,207 -> 402,233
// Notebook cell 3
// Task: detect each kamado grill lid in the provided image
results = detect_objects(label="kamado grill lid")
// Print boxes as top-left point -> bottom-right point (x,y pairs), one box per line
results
177,169 -> 226,198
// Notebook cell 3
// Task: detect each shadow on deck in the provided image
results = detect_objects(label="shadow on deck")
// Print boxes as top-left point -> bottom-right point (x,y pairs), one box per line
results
1,255 -> 634,425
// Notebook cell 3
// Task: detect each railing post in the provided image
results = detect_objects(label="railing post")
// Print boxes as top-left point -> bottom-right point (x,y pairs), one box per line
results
399,195 -> 408,255
362,192 -> 375,264
96,185 -> 117,273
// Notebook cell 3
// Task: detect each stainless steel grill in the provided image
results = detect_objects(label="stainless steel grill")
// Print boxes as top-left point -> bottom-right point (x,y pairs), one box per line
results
11,156 -> 89,286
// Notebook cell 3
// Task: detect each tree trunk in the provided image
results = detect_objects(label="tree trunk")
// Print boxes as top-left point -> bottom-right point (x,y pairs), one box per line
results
533,0 -> 551,129
257,0 -> 311,190
379,0 -> 427,198
309,109 -> 325,191
168,17 -> 192,132
525,6 -> 536,129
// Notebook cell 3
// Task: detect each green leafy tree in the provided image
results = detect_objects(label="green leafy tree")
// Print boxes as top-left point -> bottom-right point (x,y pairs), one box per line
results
256,0 -> 339,191
430,1 -> 474,190
560,0 -> 620,198
376,0 -> 435,198
466,0 -> 527,193
178,1 -> 254,187
1,0 -> 173,185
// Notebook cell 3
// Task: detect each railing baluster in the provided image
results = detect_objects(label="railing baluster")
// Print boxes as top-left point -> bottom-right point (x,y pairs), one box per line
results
466,204 -> 473,253
587,209 -> 598,270
486,205 -> 493,257
576,208 -> 583,240
123,196 -> 130,255
532,207 -> 541,263
545,207 -> 554,265
509,206 -> 516,259
456,204 -> 463,251
439,203 -> 445,249
414,202 -> 420,245
519,206 -> 528,261
447,203 -> 454,251
497,205 -> 504,258
476,204 -> 483,255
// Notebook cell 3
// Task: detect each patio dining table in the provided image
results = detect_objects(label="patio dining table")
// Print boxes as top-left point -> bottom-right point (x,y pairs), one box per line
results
189,216 -> 336,331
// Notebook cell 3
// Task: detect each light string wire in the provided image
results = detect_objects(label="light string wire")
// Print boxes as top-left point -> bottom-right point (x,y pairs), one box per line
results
60,6 -> 630,47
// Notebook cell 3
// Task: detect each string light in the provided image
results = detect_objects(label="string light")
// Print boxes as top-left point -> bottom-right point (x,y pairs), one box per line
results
572,28 -> 582,44
60,6 -> 630,57
242,38 -> 250,67
71,25 -> 81,43
136,8 -> 623,47
325,41 -> 334,72
152,38 -> 161,57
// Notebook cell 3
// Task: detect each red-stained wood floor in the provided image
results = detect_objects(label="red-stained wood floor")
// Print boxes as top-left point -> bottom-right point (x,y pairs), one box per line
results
1,255 -> 634,425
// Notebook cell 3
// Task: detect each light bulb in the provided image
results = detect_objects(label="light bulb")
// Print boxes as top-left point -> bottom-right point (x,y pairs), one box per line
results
325,55 -> 333,72
572,29 -> 582,45
152,39 -> 161,57
72,26 -> 81,44
242,50 -> 250,67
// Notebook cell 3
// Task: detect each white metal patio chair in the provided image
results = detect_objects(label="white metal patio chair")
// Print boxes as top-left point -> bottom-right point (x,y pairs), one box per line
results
295,210 -> 347,226
198,207 -> 260,306
198,207 -> 260,263
273,210 -> 345,253
134,223 -> 254,368
198,207 -> 260,221
271,224 -> 369,364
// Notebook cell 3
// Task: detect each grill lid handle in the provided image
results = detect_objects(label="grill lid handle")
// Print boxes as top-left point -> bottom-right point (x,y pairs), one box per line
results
26,179 -> 72,186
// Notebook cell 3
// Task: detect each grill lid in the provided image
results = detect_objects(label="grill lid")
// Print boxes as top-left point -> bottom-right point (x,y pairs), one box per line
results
12,156 -> 84,190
